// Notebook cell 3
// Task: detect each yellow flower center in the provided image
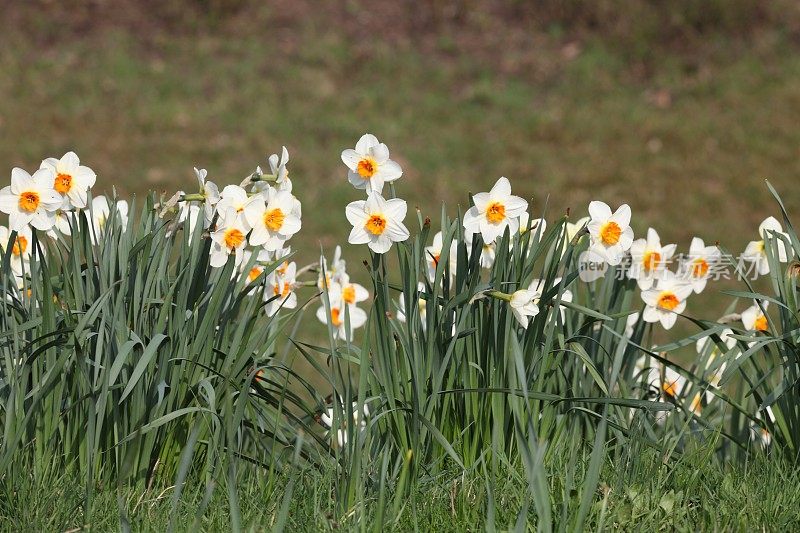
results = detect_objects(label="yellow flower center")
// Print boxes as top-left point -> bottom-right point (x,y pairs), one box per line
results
331,307 -> 343,327
263,208 -> 285,231
18,191 -> 40,213
54,173 -> 73,194
662,378 -> 679,398
224,228 -> 245,249
486,202 -> 506,224
642,250 -> 662,272
342,285 -> 356,304
657,291 -> 679,311
357,158 -> 377,178
273,282 -> 290,298
248,267 -> 263,282
431,253 -> 441,267
692,258 -> 709,278
365,214 -> 387,235
11,235 -> 28,256
754,315 -> 768,332
599,221 -> 621,245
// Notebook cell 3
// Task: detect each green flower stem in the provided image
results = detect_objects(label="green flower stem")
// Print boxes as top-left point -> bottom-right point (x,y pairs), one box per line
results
488,290 -> 512,302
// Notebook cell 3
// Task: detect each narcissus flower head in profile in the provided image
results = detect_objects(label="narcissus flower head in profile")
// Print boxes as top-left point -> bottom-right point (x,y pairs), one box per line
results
741,300 -> 770,333
341,134 -> 403,194
425,231 -> 458,281
90,195 -> 129,244
508,288 -> 540,329
463,177 -> 528,243
345,192 -> 409,254
680,237 -> 721,294
209,207 -> 249,268
194,167 -> 220,224
586,200 -> 634,265
0,225 -> 34,276
264,261 -> 298,317
268,146 -> 292,192
316,297 -> 368,341
40,151 -> 97,209
627,227 -> 676,290
640,271 -> 692,330
0,167 -> 62,231
742,216 -> 791,276
247,186 -> 302,251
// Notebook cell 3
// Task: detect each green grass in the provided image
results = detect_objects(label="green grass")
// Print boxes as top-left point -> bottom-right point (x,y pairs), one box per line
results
5,443 -> 800,531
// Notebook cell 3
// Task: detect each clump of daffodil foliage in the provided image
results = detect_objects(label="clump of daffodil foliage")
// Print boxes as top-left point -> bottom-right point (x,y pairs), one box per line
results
2,137 -> 798,529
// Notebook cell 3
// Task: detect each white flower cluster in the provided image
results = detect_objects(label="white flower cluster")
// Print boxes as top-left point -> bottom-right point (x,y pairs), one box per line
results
179,149 -> 302,317
316,246 -> 369,341
0,152 -> 128,284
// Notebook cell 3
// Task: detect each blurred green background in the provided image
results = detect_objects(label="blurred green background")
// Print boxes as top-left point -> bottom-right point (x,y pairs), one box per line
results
2,0 -> 800,318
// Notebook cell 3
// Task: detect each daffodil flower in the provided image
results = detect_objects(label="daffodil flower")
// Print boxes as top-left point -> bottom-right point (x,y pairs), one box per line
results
741,300 -> 769,333
425,231 -> 458,281
268,146 -> 292,192
680,237 -> 720,294
0,167 -> 62,231
509,289 -> 540,329
316,298 -> 368,341
265,261 -> 298,317
627,228 -> 676,290
216,185 -> 260,230
194,167 -> 220,223
209,208 -> 249,268
90,196 -> 129,244
247,187 -> 302,251
641,271 -> 692,330
0,225 -> 34,276
345,192 -> 409,254
341,133 -> 403,194
749,407 -> 775,449
39,151 -> 96,209
586,200 -> 634,265
695,328 -> 735,402
742,216 -> 791,276
397,282 -> 428,330
463,177 -> 528,243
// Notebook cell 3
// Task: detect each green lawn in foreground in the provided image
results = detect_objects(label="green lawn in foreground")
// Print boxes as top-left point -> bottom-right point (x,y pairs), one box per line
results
4,442 -> 800,531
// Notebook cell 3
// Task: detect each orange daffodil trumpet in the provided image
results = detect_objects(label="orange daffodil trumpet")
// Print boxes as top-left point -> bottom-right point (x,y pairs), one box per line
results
341,134 -> 403,194
587,200 -> 634,265
0,225 -> 34,276
463,177 -> 528,243
0,167 -> 63,231
346,192 -> 409,254
210,208 -> 250,268
742,300 -> 770,333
